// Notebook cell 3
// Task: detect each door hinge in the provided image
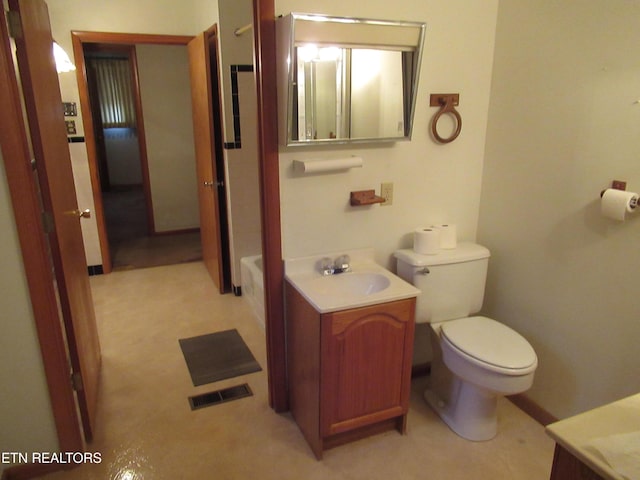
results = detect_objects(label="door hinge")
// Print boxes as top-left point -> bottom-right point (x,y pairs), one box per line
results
6,10 -> 22,39
41,211 -> 55,234
71,371 -> 84,391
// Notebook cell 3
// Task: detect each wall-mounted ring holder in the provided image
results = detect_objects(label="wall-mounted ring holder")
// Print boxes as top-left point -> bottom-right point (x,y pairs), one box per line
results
430,93 -> 462,144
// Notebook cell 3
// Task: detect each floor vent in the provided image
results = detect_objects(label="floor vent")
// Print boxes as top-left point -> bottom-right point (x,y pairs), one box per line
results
188,383 -> 253,411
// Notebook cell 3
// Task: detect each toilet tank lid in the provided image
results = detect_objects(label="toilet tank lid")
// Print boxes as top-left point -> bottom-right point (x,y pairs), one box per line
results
394,242 -> 490,267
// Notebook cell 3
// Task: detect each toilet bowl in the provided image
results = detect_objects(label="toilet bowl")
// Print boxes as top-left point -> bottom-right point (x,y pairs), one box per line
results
394,244 -> 538,441
425,316 -> 537,440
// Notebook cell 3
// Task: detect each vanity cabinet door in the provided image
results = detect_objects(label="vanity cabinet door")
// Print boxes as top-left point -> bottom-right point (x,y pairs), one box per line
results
320,299 -> 415,436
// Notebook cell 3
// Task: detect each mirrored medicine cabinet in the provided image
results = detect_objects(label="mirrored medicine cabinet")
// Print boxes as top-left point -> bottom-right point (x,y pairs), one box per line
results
277,13 -> 426,146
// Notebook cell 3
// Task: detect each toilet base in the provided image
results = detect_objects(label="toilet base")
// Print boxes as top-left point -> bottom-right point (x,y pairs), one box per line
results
424,380 -> 498,441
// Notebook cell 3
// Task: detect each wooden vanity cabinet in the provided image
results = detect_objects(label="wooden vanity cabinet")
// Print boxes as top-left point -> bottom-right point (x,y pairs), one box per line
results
286,281 -> 416,459
550,445 -> 605,480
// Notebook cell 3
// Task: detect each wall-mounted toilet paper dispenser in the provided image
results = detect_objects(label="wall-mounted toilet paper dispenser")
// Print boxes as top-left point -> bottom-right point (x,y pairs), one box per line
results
600,180 -> 638,221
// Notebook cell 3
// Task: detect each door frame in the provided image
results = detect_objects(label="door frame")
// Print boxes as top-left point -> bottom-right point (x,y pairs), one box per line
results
252,0 -> 286,411
0,6 -> 85,456
71,31 -> 194,274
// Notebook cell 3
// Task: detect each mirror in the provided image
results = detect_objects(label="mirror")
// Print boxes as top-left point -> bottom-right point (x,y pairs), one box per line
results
278,13 -> 426,146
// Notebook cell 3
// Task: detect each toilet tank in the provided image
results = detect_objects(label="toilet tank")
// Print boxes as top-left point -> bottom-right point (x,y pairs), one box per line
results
394,243 -> 490,324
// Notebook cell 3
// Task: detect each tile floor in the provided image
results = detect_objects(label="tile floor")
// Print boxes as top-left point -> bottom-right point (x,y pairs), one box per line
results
41,261 -> 555,480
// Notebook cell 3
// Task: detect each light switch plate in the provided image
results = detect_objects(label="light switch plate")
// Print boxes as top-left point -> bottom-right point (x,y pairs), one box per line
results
63,102 -> 77,116
380,182 -> 394,206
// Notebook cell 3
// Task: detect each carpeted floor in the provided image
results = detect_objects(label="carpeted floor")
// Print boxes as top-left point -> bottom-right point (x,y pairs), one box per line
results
102,185 -> 202,270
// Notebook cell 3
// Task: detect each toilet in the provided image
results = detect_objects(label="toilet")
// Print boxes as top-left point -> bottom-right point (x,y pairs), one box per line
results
394,243 -> 537,441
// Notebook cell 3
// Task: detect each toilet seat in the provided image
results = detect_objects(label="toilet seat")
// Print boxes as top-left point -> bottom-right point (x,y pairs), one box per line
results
440,316 -> 537,375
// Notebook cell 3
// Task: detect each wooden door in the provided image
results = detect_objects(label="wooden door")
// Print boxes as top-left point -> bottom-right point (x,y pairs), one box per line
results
188,28 -> 227,292
9,0 -> 101,441
321,299 -> 415,436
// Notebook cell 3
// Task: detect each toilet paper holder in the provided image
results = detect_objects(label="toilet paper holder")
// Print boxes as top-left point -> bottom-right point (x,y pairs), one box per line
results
599,180 -> 639,208
600,180 -> 639,223
600,180 -> 628,198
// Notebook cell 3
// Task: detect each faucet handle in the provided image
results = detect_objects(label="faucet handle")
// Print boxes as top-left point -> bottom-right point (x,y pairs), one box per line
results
335,254 -> 351,269
318,257 -> 333,274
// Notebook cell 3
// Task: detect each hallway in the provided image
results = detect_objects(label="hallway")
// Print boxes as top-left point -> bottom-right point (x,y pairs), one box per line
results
41,262 -> 555,479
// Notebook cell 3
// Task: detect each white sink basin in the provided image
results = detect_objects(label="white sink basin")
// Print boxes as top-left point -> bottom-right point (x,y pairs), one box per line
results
284,248 -> 420,313
308,272 -> 391,297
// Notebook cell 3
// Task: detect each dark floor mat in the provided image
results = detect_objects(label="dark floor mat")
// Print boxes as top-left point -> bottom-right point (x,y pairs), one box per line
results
179,329 -> 261,386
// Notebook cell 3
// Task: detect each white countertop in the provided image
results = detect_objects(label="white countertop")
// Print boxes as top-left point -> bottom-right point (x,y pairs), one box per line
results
546,393 -> 640,480
284,248 -> 420,313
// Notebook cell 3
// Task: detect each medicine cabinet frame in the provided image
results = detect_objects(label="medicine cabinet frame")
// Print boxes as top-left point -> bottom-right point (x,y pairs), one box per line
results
277,12 -> 426,147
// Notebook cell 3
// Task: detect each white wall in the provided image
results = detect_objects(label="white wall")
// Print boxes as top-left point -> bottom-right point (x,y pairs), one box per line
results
479,0 -> 640,419
275,0 -> 499,269
0,151 -> 59,472
136,44 -> 199,232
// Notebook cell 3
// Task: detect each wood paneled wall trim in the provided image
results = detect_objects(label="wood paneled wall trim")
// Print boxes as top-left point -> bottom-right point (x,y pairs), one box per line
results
508,393 -> 558,426
253,0 -> 287,411
71,31 -> 193,45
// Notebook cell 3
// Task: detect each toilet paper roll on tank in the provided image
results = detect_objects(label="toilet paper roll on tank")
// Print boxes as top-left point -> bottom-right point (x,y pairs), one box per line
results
601,188 -> 639,221
413,224 -> 457,254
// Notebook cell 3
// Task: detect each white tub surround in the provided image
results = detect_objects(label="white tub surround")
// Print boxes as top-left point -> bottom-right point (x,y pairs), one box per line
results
240,255 -> 264,328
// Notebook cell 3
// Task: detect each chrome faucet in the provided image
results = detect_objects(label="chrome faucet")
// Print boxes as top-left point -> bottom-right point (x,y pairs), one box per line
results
319,254 -> 351,275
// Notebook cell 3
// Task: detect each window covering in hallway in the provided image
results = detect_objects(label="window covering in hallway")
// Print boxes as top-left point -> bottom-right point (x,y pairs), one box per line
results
87,58 -> 137,129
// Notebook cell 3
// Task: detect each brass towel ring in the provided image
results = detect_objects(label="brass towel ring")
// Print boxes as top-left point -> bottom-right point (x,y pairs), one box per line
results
430,93 -> 462,144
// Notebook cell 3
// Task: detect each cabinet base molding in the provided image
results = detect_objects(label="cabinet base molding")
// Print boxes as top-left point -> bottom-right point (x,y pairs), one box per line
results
322,416 -> 406,456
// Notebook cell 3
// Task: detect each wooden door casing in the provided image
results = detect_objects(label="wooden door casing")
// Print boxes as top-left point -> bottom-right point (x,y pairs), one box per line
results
9,0 -> 102,441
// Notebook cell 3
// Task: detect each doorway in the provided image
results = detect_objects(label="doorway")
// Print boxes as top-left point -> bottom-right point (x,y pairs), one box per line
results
83,43 -> 159,270
73,32 -> 231,285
